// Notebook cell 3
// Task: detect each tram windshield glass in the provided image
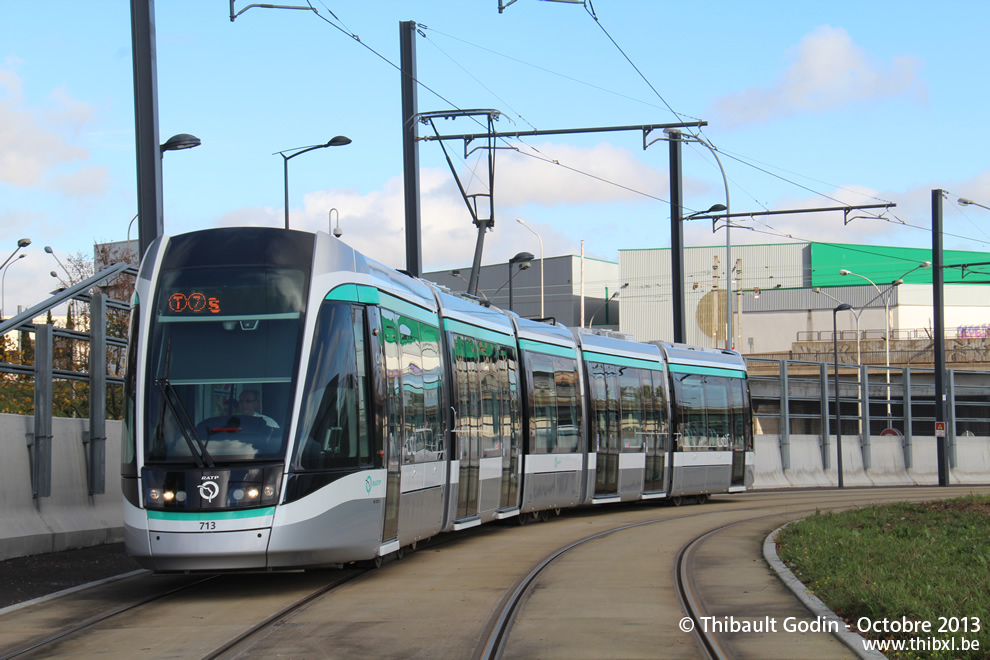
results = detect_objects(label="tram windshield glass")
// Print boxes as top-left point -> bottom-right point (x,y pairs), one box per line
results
145,266 -> 306,463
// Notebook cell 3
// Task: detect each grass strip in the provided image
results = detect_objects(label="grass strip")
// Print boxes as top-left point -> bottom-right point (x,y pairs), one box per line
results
776,494 -> 990,659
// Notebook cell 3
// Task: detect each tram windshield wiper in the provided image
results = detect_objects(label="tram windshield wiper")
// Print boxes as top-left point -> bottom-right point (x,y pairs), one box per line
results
155,377 -> 215,469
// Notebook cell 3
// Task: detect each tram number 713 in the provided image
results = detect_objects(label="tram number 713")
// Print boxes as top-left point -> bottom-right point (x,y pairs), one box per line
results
199,521 -> 217,531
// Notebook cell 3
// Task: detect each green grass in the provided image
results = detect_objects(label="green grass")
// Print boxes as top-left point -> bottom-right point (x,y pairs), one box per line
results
775,494 -> 990,659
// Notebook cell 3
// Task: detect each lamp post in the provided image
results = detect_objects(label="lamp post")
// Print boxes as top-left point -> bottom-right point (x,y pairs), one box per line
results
958,197 -> 990,211
516,218 -> 544,318
507,251 -> 534,312
839,263 -> 932,366
159,133 -> 201,155
833,302 -> 853,488
1,238 -> 31,275
276,136 -> 351,230
44,246 -> 73,284
1,253 -> 26,319
589,283 -> 629,327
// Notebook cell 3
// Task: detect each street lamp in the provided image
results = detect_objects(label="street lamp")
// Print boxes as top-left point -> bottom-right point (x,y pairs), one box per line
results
44,246 -> 72,283
276,136 -> 352,230
840,263 -> 932,366
159,133 -> 201,155
516,218 -> 544,318
589,283 -> 629,327
1,253 -> 26,319
958,197 -> 990,211
833,302 -> 853,488
1,238 -> 31,274
507,251 -> 534,312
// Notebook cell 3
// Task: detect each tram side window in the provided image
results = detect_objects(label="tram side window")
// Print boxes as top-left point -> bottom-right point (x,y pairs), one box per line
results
619,368 -> 643,452
527,352 -> 580,454
294,303 -> 371,471
395,315 -> 443,465
674,373 -> 707,450
730,378 -> 752,451
705,376 -> 731,449
587,363 -> 609,452
479,341 -> 501,458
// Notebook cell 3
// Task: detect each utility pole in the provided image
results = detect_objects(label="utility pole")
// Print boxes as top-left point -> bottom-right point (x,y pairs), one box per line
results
399,21 -> 422,278
131,0 -> 163,259
932,189 -> 949,487
668,129 -> 686,343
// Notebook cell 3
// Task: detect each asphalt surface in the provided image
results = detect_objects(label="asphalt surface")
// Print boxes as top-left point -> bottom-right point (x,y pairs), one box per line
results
0,543 -> 142,610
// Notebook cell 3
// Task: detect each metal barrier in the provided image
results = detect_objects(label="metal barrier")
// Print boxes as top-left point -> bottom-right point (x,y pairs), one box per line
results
0,262 -> 136,498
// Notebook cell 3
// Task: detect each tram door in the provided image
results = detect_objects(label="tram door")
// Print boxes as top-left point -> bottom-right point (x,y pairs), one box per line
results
590,365 -> 619,497
730,378 -> 748,487
454,336 -> 480,520
644,370 -> 667,492
380,311 -> 402,542
499,347 -> 520,510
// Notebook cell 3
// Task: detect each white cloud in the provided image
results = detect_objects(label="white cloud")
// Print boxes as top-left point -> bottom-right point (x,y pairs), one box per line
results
711,25 -> 925,127
0,66 -> 91,188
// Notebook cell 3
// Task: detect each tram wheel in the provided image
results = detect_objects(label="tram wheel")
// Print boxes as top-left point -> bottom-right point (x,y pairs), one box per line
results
373,554 -> 384,569
539,509 -> 551,523
671,496 -> 684,507
696,494 -> 708,504
396,546 -> 406,560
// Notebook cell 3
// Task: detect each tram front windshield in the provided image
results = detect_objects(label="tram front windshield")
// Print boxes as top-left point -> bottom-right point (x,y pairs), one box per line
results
146,267 -> 305,464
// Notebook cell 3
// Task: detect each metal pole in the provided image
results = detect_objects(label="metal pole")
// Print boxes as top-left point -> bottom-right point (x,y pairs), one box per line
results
508,262 -> 514,312
668,130 -> 685,344
400,20 -> 423,277
283,155 -> 290,229
131,0 -> 163,259
932,189 -> 949,487
833,308 -> 844,488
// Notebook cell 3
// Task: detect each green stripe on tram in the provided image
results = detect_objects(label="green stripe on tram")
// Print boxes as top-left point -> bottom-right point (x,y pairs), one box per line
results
380,292 -> 439,326
326,283 -> 380,304
519,338 -> 577,359
667,363 -> 747,379
147,507 -> 276,521
583,351 -> 663,371
444,318 -> 514,346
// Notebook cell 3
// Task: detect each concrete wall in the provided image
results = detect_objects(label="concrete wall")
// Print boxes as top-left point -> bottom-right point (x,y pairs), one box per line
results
751,432 -> 990,490
0,413 -> 123,561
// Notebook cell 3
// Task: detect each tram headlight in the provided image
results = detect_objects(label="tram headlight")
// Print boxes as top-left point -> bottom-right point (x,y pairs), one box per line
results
263,486 -> 275,497
247,488 -> 260,499
163,490 -> 175,502
232,488 -> 245,501
149,489 -> 162,501
176,490 -> 187,502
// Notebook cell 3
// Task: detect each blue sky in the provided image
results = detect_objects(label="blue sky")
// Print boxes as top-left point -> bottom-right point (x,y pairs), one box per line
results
3,0 -> 990,314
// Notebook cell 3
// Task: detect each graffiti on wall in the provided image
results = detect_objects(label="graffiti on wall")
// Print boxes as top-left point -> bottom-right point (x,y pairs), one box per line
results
958,324 -> 990,338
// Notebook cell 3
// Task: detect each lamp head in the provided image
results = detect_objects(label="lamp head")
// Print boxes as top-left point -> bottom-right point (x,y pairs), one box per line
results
834,302 -> 853,312
706,203 -> 727,213
921,261 -> 932,268
326,135 -> 352,147
510,251 -> 535,264
839,269 -> 851,276
160,133 -> 202,153
17,238 -> 31,248
45,245 -> 54,254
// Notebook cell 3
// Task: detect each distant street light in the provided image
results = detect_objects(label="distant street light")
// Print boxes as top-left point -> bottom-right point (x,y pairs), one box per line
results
516,218 -> 544,317
589,283 -> 629,327
1,253 -> 26,319
508,251 -> 534,312
44,246 -> 72,283
1,238 -> 31,273
839,263 -> 932,367
833,302 -> 854,488
958,197 -> 990,211
276,136 -> 352,230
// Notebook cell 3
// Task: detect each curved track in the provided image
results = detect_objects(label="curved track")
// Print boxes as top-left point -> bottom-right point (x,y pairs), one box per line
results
0,486 -> 985,659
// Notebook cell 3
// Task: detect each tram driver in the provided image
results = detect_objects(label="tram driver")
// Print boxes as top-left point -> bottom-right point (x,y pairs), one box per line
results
238,389 -> 280,429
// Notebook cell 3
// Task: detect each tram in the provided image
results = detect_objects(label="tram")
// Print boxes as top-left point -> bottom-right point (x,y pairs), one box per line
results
122,228 -> 753,571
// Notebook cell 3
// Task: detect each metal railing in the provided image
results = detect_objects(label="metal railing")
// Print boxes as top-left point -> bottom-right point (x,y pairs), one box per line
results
0,262 -> 136,497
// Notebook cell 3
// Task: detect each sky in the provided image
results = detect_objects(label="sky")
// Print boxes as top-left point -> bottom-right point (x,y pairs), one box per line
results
3,0 -> 990,316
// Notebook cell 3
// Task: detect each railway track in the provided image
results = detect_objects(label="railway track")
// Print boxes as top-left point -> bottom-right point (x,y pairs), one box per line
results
1,487 -> 985,659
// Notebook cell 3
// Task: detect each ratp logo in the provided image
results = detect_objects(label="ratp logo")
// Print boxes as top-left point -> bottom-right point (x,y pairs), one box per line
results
365,476 -> 382,493
198,480 -> 220,502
